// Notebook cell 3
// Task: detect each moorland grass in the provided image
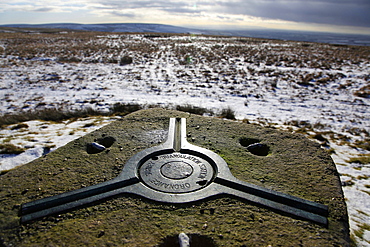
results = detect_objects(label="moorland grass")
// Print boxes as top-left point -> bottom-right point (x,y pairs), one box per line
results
0,103 -> 219,127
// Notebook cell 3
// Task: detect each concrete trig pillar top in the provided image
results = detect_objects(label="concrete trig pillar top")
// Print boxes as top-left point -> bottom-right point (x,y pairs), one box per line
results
0,108 -> 349,246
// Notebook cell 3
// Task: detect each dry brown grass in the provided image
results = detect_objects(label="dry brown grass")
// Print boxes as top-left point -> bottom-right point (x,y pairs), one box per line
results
1,29 -> 369,128
1,29 -> 369,69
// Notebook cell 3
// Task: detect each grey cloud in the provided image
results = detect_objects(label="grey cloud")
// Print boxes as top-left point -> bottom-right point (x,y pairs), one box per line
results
110,11 -> 137,18
95,0 -> 202,13
34,7 -> 54,12
92,0 -> 370,27
97,1 -> 180,9
164,7 -> 202,14
215,0 -> 370,27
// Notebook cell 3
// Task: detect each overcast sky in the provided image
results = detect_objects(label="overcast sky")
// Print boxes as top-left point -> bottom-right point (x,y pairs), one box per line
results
0,0 -> 369,34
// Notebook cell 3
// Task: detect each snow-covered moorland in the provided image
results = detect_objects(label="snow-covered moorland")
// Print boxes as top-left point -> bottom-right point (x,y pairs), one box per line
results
0,31 -> 369,245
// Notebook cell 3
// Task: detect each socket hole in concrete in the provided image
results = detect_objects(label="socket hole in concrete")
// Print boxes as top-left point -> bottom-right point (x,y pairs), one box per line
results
239,137 -> 269,156
158,233 -> 216,247
239,137 -> 260,147
96,136 -> 116,148
86,143 -> 105,154
246,143 -> 270,156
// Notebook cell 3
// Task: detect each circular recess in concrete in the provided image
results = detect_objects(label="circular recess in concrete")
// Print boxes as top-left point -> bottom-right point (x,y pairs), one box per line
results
160,161 -> 193,179
139,152 -> 215,193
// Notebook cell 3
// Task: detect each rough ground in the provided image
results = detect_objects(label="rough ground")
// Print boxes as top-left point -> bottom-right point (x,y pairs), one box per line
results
0,109 -> 349,246
1,31 -> 369,245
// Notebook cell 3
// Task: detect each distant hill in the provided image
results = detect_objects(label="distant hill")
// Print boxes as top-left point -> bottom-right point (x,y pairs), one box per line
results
1,23 -> 369,46
0,23 -> 201,34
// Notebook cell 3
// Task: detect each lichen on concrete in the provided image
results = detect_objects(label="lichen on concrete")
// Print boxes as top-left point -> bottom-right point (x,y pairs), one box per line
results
0,108 -> 349,246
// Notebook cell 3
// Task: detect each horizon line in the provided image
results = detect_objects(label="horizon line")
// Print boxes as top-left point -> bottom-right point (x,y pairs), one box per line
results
1,22 -> 370,36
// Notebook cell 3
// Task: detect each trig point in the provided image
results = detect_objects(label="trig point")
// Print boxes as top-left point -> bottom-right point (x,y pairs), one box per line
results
0,108 -> 349,246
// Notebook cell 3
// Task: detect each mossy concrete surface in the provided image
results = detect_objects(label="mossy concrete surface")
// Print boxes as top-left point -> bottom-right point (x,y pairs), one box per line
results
0,108 -> 349,246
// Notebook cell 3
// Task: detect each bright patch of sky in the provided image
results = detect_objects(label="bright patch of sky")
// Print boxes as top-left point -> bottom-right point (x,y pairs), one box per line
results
0,0 -> 369,34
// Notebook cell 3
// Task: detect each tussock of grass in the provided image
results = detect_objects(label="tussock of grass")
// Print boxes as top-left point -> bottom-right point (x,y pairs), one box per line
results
110,103 -> 142,116
347,154 -> 370,164
176,104 -> 213,115
218,107 -> 236,120
352,139 -> 370,151
10,123 -> 29,130
0,107 -> 107,127
0,104 -> 144,127
119,56 -> 133,65
0,143 -> 26,154
0,103 -> 218,127
354,85 -> 370,98
357,175 -> 370,180
353,223 -> 370,241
